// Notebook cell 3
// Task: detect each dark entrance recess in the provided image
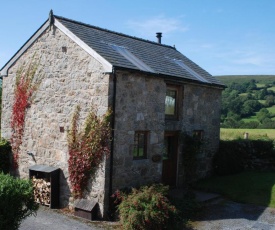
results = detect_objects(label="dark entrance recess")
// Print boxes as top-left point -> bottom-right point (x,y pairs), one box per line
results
162,132 -> 178,187
29,164 -> 60,209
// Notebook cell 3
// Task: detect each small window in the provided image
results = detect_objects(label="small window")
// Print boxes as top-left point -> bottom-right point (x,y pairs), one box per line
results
165,86 -> 179,119
133,131 -> 148,159
193,130 -> 204,141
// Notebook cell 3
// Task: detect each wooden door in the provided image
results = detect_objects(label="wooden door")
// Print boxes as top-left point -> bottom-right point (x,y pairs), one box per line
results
162,132 -> 178,187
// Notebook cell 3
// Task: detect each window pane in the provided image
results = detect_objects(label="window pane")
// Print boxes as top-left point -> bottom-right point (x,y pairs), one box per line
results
138,133 -> 145,154
133,132 -> 147,159
165,89 -> 177,115
193,130 -> 204,140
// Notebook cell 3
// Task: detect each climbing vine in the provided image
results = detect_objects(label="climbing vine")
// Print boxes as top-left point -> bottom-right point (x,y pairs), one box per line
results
68,106 -> 112,198
181,133 -> 203,185
11,61 -> 39,169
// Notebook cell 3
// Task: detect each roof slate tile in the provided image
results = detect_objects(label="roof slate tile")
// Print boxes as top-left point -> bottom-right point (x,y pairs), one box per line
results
56,15 -> 224,86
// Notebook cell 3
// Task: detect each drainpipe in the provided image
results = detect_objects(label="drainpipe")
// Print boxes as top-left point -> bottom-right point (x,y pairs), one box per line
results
108,67 -> 117,214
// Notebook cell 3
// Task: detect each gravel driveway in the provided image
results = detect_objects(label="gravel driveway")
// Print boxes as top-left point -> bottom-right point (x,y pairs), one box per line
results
19,197 -> 275,230
189,198 -> 275,230
19,206 -> 117,230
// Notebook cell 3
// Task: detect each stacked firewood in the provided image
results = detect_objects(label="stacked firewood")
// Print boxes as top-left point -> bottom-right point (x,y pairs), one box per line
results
32,177 -> 51,206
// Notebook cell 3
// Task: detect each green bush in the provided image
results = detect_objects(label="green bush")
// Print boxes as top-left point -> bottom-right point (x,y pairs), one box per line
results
169,190 -> 201,222
213,139 -> 275,175
118,184 -> 178,230
250,140 -> 275,158
213,140 -> 246,175
0,173 -> 38,230
0,139 -> 11,174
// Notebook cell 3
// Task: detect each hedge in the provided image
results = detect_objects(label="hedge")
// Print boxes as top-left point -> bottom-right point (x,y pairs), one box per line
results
0,139 -> 11,174
213,139 -> 275,175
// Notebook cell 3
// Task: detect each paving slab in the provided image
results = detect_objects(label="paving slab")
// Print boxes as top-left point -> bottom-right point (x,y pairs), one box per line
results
194,190 -> 221,203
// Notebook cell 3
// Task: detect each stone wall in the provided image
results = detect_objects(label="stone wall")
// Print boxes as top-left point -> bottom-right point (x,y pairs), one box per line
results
112,73 -> 223,191
1,22 -> 223,217
112,71 -> 166,190
1,26 -> 110,216
179,84 -> 222,183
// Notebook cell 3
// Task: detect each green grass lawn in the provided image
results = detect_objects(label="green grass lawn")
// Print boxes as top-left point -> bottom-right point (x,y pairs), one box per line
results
241,116 -> 258,123
256,83 -> 266,88
267,106 -> 275,113
220,128 -> 275,140
196,172 -> 275,208
268,86 -> 275,92
258,100 -> 266,105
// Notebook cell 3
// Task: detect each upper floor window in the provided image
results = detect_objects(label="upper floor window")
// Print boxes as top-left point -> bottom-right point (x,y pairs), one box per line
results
133,131 -> 148,159
165,85 -> 180,119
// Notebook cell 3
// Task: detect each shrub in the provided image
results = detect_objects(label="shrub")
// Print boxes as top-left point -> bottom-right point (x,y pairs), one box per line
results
213,140 -> 246,175
182,133 -> 203,184
0,173 -> 38,230
0,139 -> 11,174
118,184 -> 178,230
169,190 -> 201,222
213,139 -> 275,175
251,140 -> 275,158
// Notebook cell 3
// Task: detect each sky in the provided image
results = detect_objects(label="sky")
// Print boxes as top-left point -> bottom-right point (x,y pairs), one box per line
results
0,0 -> 274,76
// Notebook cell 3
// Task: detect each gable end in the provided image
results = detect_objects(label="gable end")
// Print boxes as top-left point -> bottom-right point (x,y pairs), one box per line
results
0,20 -> 49,76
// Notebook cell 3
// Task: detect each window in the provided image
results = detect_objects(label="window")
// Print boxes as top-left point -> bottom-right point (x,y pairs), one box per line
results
110,44 -> 155,73
133,131 -> 148,159
165,86 -> 180,119
193,130 -> 204,141
173,59 -> 209,83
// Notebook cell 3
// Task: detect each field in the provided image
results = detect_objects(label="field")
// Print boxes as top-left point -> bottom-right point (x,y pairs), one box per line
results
220,128 -> 275,140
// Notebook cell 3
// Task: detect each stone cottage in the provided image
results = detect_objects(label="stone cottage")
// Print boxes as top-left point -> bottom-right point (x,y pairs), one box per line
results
0,11 -> 224,217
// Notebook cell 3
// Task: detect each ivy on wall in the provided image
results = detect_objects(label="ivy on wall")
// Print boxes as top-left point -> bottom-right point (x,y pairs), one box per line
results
68,105 -> 112,198
181,133 -> 203,185
11,61 -> 40,169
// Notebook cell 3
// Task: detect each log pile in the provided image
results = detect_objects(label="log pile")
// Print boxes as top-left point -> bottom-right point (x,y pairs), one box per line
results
32,177 -> 51,206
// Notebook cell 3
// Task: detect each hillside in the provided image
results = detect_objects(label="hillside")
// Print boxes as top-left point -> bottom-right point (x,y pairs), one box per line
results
215,75 -> 275,129
216,75 -> 275,86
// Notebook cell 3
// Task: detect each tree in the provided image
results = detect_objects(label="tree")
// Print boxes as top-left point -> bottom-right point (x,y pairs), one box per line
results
257,108 -> 271,123
265,95 -> 275,107
247,79 -> 257,91
0,79 -> 2,133
241,100 -> 262,117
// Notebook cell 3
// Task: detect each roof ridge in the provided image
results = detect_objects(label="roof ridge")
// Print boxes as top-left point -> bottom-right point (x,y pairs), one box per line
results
54,15 -> 176,49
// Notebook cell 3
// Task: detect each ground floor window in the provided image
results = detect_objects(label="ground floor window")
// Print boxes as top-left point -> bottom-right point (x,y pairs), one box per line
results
133,131 -> 148,159
193,130 -> 204,140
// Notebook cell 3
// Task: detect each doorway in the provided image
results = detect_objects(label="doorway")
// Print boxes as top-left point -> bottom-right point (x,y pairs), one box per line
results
162,132 -> 178,187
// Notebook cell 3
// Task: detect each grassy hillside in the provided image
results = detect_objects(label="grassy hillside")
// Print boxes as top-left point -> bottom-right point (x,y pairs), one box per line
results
217,75 -> 275,129
216,75 -> 275,86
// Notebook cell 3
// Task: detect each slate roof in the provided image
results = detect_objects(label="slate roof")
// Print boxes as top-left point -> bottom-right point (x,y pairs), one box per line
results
55,15 -> 224,87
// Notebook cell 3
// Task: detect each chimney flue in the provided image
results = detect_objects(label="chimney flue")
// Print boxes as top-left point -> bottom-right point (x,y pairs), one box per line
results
156,32 -> 162,44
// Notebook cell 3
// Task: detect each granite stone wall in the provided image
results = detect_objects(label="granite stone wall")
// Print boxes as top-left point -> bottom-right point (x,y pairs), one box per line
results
1,26 -> 110,216
1,23 -> 223,217
112,73 -> 223,191
112,71 -> 166,191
